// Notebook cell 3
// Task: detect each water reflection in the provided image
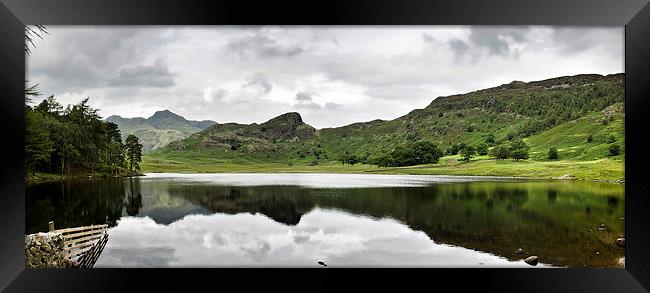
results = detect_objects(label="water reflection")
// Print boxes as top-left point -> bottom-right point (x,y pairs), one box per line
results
96,210 -> 541,267
25,173 -> 625,267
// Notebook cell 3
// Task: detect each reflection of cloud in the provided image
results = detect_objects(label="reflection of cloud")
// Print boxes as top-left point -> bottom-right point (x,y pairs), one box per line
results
143,173 -> 511,188
96,208 -> 540,267
97,247 -> 177,267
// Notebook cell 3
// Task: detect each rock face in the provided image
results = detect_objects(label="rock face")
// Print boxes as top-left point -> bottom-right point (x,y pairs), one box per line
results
259,112 -> 315,140
524,256 -> 539,266
25,232 -> 78,268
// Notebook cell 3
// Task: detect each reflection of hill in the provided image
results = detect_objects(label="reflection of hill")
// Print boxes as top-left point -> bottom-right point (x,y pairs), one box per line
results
135,181 -> 211,224
167,182 -> 624,267
172,185 -> 314,225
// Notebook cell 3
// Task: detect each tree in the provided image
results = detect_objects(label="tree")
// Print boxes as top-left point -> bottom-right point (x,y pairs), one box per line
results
508,138 -> 530,161
476,143 -> 489,156
370,153 -> 393,168
609,144 -> 620,156
411,140 -> 443,164
25,109 -> 54,174
548,147 -> 559,160
125,135 -> 143,173
489,143 -> 510,160
460,146 -> 475,162
484,133 -> 495,146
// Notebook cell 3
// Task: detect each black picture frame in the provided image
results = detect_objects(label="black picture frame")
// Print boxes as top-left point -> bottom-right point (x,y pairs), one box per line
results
1,0 -> 649,292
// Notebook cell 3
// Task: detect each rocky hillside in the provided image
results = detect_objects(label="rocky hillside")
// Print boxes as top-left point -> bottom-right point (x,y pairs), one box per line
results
167,112 -> 315,153
152,73 -> 624,164
106,110 -> 217,153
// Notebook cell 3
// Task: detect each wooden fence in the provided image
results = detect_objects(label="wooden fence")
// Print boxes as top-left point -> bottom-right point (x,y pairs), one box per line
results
50,222 -> 109,267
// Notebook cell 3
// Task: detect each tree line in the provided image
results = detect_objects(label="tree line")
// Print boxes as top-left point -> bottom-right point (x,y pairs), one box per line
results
26,96 -> 143,177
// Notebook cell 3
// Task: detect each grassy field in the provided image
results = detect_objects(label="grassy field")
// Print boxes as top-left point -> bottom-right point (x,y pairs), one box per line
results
141,153 -> 624,181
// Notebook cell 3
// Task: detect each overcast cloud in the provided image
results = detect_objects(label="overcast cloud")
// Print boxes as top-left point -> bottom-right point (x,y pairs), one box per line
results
26,26 -> 623,129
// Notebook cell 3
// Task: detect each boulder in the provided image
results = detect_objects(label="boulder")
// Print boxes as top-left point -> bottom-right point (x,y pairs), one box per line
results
616,238 -> 625,248
524,256 -> 539,266
515,248 -> 524,255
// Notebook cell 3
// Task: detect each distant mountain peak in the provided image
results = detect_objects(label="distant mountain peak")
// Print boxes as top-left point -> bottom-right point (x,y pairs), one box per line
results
149,109 -> 185,121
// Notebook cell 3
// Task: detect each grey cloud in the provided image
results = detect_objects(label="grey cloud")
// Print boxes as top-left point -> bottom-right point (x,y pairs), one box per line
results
227,33 -> 305,59
295,91 -> 321,109
422,34 -> 444,48
107,58 -> 175,87
364,85 -> 432,101
243,73 -> 273,94
29,27 -> 179,93
468,27 -> 528,56
447,39 -> 470,62
448,27 -> 530,62
551,27 -> 622,56
324,102 -> 344,111
296,91 -> 314,101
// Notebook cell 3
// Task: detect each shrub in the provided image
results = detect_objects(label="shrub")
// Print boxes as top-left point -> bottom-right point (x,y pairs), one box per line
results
548,147 -> 559,160
607,134 -> 617,143
609,144 -> 620,156
586,134 -> 593,143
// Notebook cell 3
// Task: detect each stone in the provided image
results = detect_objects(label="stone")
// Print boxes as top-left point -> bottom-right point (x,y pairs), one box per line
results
595,251 -> 600,255
616,238 -> 625,248
515,248 -> 524,254
524,256 -> 539,266
24,231 -> 70,268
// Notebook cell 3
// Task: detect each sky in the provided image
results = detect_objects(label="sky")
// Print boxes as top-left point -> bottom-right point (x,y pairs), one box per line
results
26,26 -> 623,129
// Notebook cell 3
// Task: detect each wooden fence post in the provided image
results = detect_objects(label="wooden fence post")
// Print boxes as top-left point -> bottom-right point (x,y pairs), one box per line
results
48,221 -> 54,232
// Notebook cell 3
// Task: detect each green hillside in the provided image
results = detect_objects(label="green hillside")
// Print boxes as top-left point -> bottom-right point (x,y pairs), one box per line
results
106,110 -> 216,153
143,73 -> 624,181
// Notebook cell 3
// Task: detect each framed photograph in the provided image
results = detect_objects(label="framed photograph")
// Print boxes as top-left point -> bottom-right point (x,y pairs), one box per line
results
1,0 -> 649,292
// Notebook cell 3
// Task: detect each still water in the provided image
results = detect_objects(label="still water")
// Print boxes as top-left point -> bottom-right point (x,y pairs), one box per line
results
25,173 -> 625,268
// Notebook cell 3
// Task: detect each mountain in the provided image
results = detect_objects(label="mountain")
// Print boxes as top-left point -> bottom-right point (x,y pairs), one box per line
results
150,73 -> 624,167
106,110 -> 217,153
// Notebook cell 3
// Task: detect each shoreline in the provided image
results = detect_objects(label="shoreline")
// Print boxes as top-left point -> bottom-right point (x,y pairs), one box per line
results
26,170 -> 624,184
26,172 -> 145,183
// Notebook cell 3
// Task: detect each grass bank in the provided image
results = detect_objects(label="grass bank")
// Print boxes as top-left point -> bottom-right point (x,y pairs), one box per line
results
26,171 -> 144,182
141,154 -> 624,182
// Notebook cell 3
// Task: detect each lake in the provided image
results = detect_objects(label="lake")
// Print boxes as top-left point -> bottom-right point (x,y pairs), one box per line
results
25,173 -> 625,268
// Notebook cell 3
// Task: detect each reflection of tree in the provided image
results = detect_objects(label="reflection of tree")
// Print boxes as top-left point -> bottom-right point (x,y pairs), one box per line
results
547,189 -> 558,205
25,178 -> 126,233
125,177 -> 143,216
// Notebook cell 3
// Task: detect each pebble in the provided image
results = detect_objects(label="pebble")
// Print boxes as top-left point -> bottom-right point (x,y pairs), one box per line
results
515,248 -> 524,254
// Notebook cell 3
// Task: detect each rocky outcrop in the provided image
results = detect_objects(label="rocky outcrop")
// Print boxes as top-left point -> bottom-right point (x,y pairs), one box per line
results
25,232 -> 78,268
260,112 -> 315,140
